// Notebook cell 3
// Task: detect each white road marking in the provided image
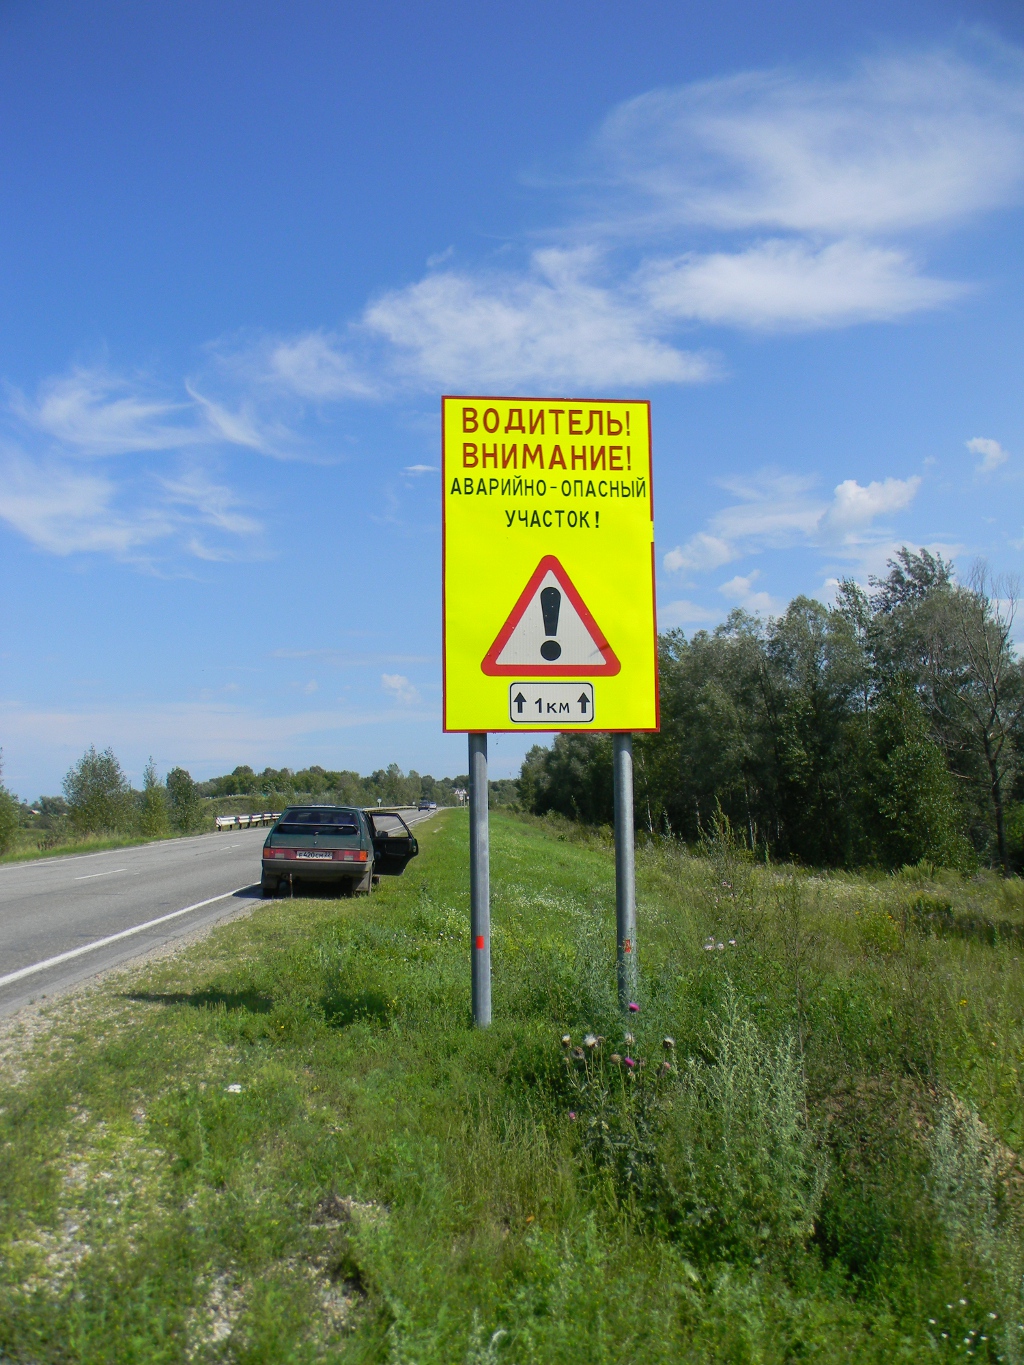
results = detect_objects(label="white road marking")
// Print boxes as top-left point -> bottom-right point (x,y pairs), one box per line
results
75,868 -> 127,881
0,885 -> 255,989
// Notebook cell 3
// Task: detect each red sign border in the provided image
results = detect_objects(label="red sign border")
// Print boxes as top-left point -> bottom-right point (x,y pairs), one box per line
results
441,394 -> 660,734
480,554 -> 621,676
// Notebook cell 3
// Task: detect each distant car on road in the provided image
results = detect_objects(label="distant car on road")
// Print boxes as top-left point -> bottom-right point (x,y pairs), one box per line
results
261,805 -> 418,898
417,799 -> 437,811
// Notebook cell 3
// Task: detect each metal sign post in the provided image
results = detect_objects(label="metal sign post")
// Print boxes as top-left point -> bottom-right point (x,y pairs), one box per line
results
468,732 -> 491,1027
613,733 -> 637,1008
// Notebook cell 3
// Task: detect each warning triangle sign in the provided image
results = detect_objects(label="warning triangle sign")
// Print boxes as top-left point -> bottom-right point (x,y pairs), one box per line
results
481,556 -> 621,676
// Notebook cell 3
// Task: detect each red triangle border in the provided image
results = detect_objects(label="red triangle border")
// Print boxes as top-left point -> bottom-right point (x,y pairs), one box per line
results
480,555 -> 621,677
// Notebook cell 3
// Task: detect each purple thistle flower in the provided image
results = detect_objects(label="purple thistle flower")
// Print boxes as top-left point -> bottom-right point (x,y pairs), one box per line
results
568,1111 -> 577,1120
624,1057 -> 636,1068
627,1002 -> 640,1012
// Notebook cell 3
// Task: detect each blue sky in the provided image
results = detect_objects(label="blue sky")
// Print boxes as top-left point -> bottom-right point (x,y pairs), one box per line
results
2,0 -> 1023,798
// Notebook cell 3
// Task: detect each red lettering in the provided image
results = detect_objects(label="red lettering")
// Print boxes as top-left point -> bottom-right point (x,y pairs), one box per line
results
608,445 -> 623,471
504,408 -> 525,434
547,446 -> 566,470
570,445 -> 586,470
547,407 -> 566,434
568,409 -> 583,435
590,445 -> 606,471
502,443 -> 517,469
481,443 -> 498,468
529,409 -> 544,434
607,412 -> 623,436
462,442 -> 478,468
482,407 -> 500,433
522,444 -> 544,469
462,407 -> 478,433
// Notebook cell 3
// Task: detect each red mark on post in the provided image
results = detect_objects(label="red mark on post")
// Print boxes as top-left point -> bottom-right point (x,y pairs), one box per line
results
475,935 -> 485,949
623,939 -> 632,953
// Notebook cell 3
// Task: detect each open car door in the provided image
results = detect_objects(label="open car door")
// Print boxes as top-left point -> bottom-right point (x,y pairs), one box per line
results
367,811 -> 419,876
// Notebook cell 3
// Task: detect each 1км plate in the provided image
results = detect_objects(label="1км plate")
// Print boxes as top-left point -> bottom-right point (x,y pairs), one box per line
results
509,682 -> 594,724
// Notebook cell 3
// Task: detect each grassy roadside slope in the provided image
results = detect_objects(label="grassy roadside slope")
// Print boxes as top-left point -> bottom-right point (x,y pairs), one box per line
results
1,810 -> 1023,1363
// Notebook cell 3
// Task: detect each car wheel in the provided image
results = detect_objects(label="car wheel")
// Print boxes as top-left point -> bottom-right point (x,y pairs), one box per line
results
261,875 -> 278,898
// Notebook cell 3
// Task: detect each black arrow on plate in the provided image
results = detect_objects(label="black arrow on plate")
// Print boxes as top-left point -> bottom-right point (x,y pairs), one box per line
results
513,692 -> 526,714
578,692 -> 590,714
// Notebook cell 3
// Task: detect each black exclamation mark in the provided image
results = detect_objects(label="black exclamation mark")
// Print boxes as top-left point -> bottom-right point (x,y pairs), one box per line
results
627,446 -> 631,471
540,586 -> 561,661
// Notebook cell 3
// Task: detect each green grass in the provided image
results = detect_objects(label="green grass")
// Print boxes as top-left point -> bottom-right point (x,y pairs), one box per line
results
1,810 -> 1023,1363
0,827 -> 209,866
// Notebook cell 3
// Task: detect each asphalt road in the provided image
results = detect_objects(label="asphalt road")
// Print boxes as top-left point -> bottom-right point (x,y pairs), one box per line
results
0,807 -> 439,1018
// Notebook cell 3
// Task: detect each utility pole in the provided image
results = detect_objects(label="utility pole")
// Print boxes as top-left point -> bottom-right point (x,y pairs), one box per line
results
468,732 -> 491,1026
613,733 -> 637,1008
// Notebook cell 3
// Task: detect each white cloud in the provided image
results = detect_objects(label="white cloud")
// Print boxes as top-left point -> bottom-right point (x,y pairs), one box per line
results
967,435 -> 1010,472
361,248 -> 714,390
0,454 -> 171,555
404,464 -> 438,474
658,598 -> 719,627
592,44 -> 1024,236
663,470 -> 924,580
823,476 -> 921,532
643,239 -> 963,330
264,332 -> 377,400
381,673 -> 421,705
718,569 -> 780,616
663,532 -> 735,574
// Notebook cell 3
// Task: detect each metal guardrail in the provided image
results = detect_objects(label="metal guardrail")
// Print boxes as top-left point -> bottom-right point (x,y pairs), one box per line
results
215,813 -> 280,831
215,805 -> 439,832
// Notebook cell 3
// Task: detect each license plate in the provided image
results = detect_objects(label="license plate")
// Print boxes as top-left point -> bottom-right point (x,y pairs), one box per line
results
296,851 -> 333,860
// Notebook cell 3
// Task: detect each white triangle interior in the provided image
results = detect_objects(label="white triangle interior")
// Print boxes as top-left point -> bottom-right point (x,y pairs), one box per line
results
494,570 -> 607,668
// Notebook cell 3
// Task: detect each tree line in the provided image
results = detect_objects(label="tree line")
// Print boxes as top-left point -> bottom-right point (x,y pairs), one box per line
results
519,549 -> 1024,873
0,754 -> 469,855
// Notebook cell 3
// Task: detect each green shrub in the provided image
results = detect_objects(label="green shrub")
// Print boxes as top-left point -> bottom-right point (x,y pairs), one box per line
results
657,991 -> 827,1265
0,754 -> 18,855
138,758 -> 170,838
63,745 -> 136,835
166,766 -> 204,833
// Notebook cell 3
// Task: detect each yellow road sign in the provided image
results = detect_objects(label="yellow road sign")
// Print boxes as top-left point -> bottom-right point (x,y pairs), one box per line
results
442,395 -> 659,733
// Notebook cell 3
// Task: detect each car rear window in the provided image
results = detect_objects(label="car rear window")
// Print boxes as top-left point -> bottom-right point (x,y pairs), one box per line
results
276,809 -> 360,835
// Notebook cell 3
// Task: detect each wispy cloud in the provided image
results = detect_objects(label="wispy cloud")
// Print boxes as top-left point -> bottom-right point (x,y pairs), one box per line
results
590,42 -> 1024,236
658,598 -> 719,627
641,240 -> 964,330
967,435 -> 1010,473
0,365 -> 276,563
0,453 -> 172,555
664,470 -> 923,580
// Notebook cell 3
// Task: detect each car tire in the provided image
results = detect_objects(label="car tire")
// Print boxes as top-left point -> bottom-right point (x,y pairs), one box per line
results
261,875 -> 278,898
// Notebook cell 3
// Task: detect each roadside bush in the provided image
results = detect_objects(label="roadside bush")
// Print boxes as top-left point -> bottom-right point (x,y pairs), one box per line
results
0,754 -> 19,855
166,766 -> 204,833
63,745 -> 136,835
657,993 -> 827,1266
138,758 -> 170,838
